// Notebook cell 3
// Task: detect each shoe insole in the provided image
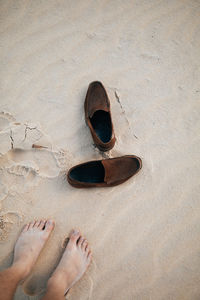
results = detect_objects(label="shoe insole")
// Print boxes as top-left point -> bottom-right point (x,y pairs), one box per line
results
90,110 -> 112,143
70,161 -> 105,183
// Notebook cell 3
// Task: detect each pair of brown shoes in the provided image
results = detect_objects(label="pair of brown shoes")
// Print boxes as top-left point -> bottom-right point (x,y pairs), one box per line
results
67,81 -> 142,188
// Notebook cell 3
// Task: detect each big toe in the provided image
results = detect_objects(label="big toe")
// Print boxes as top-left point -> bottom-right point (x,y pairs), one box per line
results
69,229 -> 81,244
43,220 -> 55,236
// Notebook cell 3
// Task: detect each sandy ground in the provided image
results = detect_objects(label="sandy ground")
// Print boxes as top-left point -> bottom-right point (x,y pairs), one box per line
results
0,1 -> 200,299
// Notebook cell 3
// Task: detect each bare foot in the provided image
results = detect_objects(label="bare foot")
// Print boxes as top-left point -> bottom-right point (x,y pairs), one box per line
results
48,230 -> 92,296
12,219 -> 55,280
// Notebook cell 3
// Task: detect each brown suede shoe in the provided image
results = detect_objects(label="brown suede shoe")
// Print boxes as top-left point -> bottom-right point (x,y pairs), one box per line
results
85,81 -> 115,151
67,155 -> 142,188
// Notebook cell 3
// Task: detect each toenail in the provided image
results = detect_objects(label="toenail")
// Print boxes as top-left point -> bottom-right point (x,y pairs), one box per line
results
73,230 -> 79,234
47,220 -> 54,225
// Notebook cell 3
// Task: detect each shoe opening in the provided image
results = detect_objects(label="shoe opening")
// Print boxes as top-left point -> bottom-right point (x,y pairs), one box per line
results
90,110 -> 112,143
69,161 -> 105,183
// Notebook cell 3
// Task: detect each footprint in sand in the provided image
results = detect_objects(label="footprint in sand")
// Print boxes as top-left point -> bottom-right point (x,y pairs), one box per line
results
0,112 -> 16,130
6,162 -> 40,190
0,111 -> 50,155
7,149 -> 60,179
53,148 -> 75,171
0,111 -> 62,178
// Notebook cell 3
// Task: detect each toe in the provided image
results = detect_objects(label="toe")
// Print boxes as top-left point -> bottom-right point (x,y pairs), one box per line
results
29,221 -> 36,229
39,220 -> 46,230
82,240 -> 88,251
23,223 -> 29,232
85,246 -> 90,255
87,250 -> 92,260
77,236 -> 84,247
35,220 -> 41,227
34,220 -> 40,228
44,220 -> 55,232
26,222 -> 32,230
69,230 -> 81,244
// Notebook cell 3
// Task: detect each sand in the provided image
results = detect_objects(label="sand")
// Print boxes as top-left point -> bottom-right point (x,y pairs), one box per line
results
0,0 -> 200,299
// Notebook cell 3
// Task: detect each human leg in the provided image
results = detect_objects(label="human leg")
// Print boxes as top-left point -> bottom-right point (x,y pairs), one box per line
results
41,230 -> 92,300
0,219 -> 54,300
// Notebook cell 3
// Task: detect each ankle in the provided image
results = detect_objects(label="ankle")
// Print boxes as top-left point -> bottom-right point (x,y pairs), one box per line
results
10,261 -> 30,281
47,271 -> 70,296
2,264 -> 27,284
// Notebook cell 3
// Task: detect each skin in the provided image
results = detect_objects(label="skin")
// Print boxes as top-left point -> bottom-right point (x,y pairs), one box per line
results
0,219 -> 92,300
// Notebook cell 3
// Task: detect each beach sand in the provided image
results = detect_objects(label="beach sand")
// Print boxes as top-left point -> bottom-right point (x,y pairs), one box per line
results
0,1 -> 200,299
